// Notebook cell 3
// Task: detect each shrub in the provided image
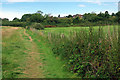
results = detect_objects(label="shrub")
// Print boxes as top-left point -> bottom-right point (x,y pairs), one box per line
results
2,21 -> 26,27
30,23 -> 44,30
47,25 -> 120,78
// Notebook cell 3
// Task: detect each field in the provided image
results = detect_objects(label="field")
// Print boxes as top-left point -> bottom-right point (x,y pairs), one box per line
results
2,26 -> 73,78
2,25 -> 120,78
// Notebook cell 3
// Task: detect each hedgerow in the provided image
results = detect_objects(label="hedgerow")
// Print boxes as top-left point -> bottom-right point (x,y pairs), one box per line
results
47,25 -> 120,78
2,21 -> 26,27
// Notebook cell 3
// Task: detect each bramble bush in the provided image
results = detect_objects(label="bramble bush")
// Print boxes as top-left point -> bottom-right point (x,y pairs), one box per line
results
47,25 -> 120,78
30,23 -> 44,30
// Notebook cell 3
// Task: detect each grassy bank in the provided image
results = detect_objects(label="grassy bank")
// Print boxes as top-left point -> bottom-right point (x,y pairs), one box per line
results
36,25 -> 120,78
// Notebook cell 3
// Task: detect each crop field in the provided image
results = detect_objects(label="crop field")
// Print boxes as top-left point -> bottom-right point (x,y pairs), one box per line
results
2,25 -> 120,78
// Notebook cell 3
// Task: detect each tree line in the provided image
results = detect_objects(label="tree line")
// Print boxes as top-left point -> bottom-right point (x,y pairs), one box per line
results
1,10 -> 120,28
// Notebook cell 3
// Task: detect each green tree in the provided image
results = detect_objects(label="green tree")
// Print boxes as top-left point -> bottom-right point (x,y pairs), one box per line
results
83,13 -> 98,22
58,14 -> 60,18
2,18 -> 9,22
105,11 -> 110,19
73,17 -> 80,24
30,13 -> 44,23
66,15 -> 73,18
112,13 -> 115,16
98,12 -> 105,18
116,11 -> 120,24
21,14 -> 32,22
36,10 -> 43,14
13,17 -> 20,22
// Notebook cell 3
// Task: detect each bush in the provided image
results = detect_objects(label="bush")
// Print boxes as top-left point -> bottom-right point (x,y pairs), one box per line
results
2,21 -> 26,27
30,23 -> 44,30
47,26 -> 120,78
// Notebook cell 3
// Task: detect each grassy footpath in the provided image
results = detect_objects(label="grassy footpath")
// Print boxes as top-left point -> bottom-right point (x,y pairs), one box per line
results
2,27 -> 73,78
26,29 -> 74,78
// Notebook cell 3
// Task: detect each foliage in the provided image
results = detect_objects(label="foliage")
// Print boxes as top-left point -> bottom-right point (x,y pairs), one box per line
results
46,26 -> 120,78
13,17 -> 20,22
21,14 -> 32,22
30,23 -> 44,30
116,11 -> 120,24
2,18 -> 9,22
1,10 -> 118,27
2,21 -> 26,27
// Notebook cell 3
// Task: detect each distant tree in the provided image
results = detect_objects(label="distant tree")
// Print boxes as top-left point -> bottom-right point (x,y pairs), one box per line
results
52,17 -> 59,24
21,11 -> 45,23
66,15 -> 73,18
21,14 -> 32,22
83,13 -> 98,22
109,16 -> 117,24
105,11 -> 110,18
91,11 -> 96,15
2,18 -> 9,21
97,13 -> 104,22
0,18 -> 1,23
73,17 -> 81,24
13,17 -> 20,22
112,13 -> 115,16
116,11 -> 120,23
58,14 -> 60,18
98,12 -> 105,18
36,10 -> 43,14
116,11 -> 120,17
30,13 -> 44,23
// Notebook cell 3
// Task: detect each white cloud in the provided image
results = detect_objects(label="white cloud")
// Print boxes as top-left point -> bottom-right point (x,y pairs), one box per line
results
91,2 -> 101,5
78,4 -> 86,7
86,0 -> 102,5
7,0 -> 35,2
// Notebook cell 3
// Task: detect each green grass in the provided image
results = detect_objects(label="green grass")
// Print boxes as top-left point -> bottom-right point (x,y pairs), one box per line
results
2,28 -> 27,78
2,25 -> 119,78
41,25 -> 120,78
26,29 -> 74,78
41,25 -> 118,37
2,27 -> 75,78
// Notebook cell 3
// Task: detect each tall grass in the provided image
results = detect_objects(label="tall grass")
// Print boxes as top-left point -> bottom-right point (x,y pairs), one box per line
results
46,25 -> 120,78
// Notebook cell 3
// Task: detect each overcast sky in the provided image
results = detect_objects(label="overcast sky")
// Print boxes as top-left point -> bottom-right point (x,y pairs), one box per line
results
0,0 -> 119,20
